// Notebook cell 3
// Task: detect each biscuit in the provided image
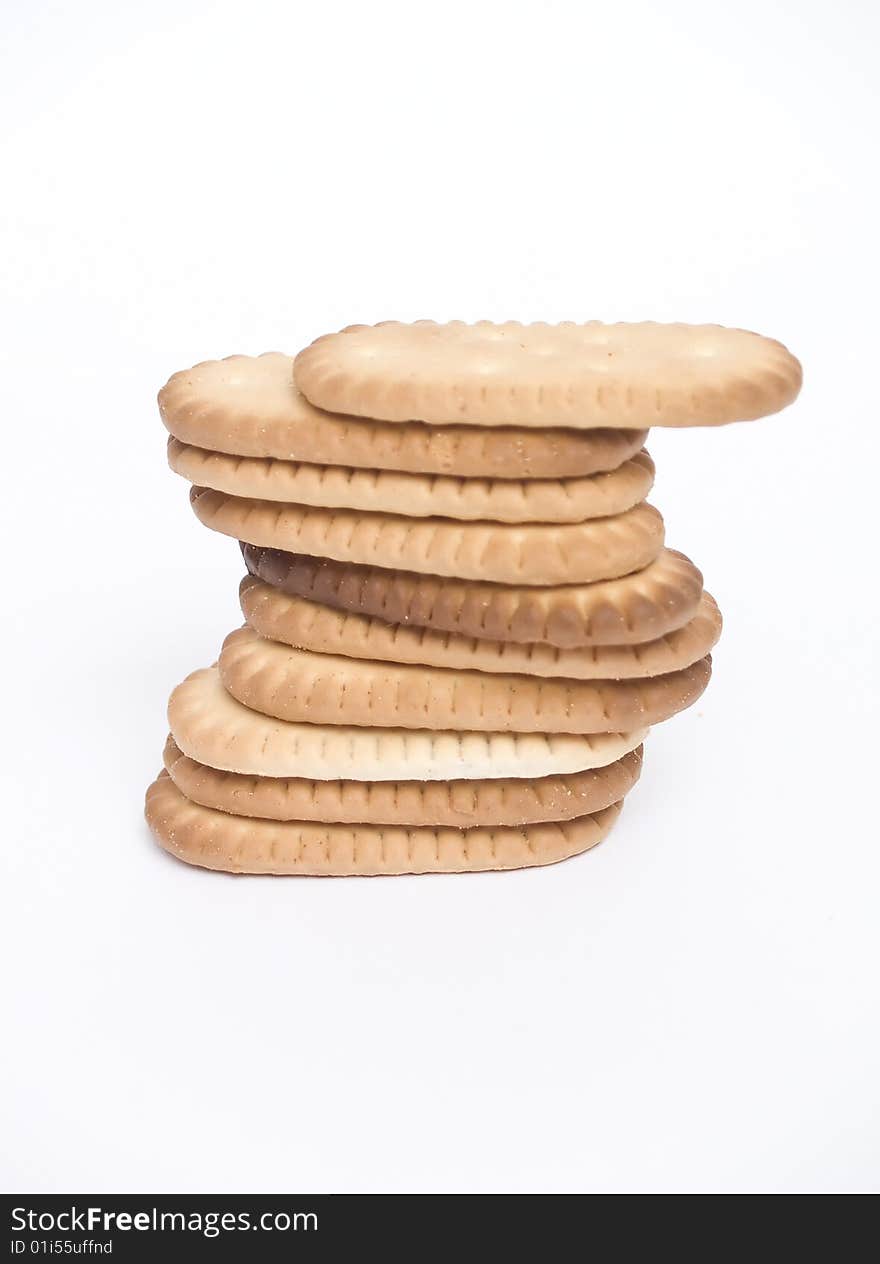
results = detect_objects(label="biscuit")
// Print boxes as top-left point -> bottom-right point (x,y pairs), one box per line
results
242,544 -> 703,648
159,352 -> 648,477
218,625 -> 712,733
168,666 -> 647,780
239,575 -> 721,680
162,735 -> 644,826
169,438 -> 655,524
191,487 -> 664,586
294,320 -> 802,428
146,770 -> 624,875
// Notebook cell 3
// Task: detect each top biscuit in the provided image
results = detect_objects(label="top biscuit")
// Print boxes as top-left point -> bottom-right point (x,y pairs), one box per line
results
293,320 -> 802,428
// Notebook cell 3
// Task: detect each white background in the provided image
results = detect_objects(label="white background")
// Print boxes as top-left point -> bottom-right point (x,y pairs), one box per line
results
1,0 -> 878,1194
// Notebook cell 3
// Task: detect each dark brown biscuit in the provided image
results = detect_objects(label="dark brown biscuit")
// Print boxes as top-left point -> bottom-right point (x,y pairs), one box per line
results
241,543 -> 704,649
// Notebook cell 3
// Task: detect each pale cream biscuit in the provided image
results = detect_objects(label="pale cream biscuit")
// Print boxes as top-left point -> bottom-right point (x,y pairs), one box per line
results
163,735 -> 644,826
169,438 -> 655,524
294,320 -> 802,428
168,666 -> 648,780
191,487 -> 664,586
239,575 -> 722,680
159,352 -> 648,477
218,625 -> 712,733
146,770 -> 624,875
242,544 -> 704,648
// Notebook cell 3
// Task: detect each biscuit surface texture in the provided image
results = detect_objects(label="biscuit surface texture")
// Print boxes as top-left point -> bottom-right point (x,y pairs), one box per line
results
240,576 -> 721,679
159,352 -> 648,477
192,487 -> 664,585
218,625 -> 712,732
293,320 -> 802,428
162,735 -> 644,826
146,772 -> 625,875
169,439 -> 654,523
168,666 -> 648,780
242,544 -> 703,648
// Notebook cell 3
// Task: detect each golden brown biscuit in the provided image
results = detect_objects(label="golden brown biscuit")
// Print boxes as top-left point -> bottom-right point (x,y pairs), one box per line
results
169,438 -> 654,524
242,545 -> 704,648
218,625 -> 712,733
168,665 -> 648,779
159,352 -> 648,476
146,770 -> 625,875
294,320 -> 802,428
162,735 -> 644,826
239,575 -> 722,680
191,487 -> 664,586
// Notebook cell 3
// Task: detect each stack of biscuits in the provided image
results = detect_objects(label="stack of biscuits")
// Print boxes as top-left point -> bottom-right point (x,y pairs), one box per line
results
146,321 -> 801,875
